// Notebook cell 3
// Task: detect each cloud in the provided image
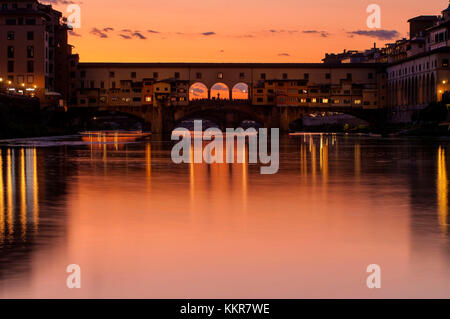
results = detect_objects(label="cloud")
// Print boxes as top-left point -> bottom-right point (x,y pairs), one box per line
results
132,32 -> 147,39
147,30 -> 160,34
90,27 -> 108,38
69,30 -> 82,37
201,32 -> 216,36
302,30 -> 329,37
119,34 -> 132,39
278,53 -> 290,57
103,27 -> 114,32
192,87 -> 205,96
347,30 -> 400,40
211,84 -> 228,91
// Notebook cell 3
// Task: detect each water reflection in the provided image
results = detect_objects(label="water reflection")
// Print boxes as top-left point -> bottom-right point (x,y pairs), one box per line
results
0,148 -> 39,245
437,146 -> 448,235
0,135 -> 449,298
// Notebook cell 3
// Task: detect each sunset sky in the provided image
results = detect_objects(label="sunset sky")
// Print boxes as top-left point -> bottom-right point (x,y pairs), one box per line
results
44,0 -> 446,63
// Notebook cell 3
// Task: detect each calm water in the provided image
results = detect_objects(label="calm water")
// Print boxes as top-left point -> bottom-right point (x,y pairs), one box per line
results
0,134 -> 449,298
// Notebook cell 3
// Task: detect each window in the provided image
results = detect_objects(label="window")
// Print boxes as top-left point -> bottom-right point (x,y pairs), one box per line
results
7,31 -> 14,40
109,71 -> 115,78
6,19 -> 16,25
90,81 -> 95,89
2,4 -> 8,10
25,18 -> 36,25
217,72 -> 223,79
27,31 -> 34,40
282,73 -> 288,79
354,99 -> 362,105
325,73 -> 331,80
27,61 -> 34,73
239,72 -> 245,79
133,97 -> 141,102
443,59 -> 449,67
7,61 -> 14,73
17,75 -> 24,84
145,96 -> 152,102
80,71 -> 86,78
304,73 -> 309,80
153,72 -> 159,78
7,46 -> 14,58
101,81 -> 105,89
111,81 -> 116,89
346,73 -> 352,80
261,73 -> 266,80
196,72 -> 202,79
27,75 -> 34,84
27,46 -> 34,58
257,98 -> 263,102
368,73 -> 373,79
131,72 -> 136,78
175,72 -> 180,79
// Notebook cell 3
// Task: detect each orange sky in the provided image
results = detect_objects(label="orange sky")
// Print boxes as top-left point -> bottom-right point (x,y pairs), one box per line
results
45,0 -> 447,63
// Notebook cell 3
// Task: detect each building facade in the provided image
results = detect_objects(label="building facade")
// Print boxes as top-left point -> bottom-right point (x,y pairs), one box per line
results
0,0 -> 77,106
75,63 -> 386,111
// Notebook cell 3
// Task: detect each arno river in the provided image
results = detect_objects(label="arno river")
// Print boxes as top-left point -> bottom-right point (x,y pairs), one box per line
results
0,134 -> 449,298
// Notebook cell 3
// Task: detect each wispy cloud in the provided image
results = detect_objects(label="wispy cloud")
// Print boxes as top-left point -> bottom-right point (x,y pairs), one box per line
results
302,30 -> 329,38
132,32 -> 147,39
90,27 -> 108,38
201,32 -> 216,36
69,30 -> 82,37
347,30 -> 400,40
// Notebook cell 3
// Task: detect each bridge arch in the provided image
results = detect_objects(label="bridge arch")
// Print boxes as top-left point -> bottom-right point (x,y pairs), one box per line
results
210,83 -> 230,100
173,103 -> 268,130
232,82 -> 250,101
189,82 -> 209,101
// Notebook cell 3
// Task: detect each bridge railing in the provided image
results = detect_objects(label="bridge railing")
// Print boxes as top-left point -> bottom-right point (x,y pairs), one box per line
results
188,98 -> 251,106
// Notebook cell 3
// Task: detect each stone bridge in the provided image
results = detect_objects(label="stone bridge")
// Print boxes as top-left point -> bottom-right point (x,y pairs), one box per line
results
96,100 -> 386,133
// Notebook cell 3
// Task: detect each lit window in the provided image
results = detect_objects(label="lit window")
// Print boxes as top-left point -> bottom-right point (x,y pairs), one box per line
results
312,98 -> 317,103
145,96 -> 152,102
354,99 -> 362,105
323,99 -> 329,103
